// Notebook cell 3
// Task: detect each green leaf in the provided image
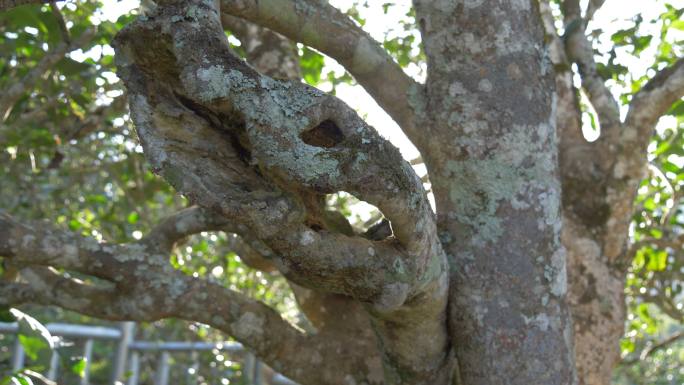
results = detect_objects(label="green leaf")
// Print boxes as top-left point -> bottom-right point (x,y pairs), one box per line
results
55,57 -> 93,76
300,47 -> 325,86
646,249 -> 668,271
620,338 -> 635,354
0,7 -> 43,31
666,99 -> 684,116
671,19 -> 684,31
71,357 -> 87,378
127,212 -> 139,224
18,335 -> 48,361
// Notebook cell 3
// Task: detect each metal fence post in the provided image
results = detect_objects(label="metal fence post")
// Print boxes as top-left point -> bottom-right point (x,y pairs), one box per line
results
111,322 -> 135,385
154,351 -> 171,385
47,349 -> 60,380
11,337 -> 24,372
81,338 -> 94,385
186,351 -> 199,385
254,359 -> 263,385
126,351 -> 140,385
244,352 -> 255,385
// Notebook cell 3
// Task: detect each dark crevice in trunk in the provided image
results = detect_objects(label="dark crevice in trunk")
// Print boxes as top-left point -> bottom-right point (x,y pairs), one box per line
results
174,92 -> 254,165
301,119 -> 345,148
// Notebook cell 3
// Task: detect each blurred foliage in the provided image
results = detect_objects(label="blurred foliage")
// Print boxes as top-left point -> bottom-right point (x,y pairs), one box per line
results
0,1 -> 681,385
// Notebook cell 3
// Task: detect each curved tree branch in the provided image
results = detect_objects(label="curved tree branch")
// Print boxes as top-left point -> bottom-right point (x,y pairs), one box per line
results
621,331 -> 684,366
625,58 -> 684,145
219,0 -> 426,150
0,211 -> 379,385
221,14 -> 301,81
562,0 -> 621,139
142,206 -> 232,251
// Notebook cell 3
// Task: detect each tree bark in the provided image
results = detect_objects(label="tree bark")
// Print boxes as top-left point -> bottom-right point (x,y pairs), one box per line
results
411,1 -> 576,384
3,1 -> 684,384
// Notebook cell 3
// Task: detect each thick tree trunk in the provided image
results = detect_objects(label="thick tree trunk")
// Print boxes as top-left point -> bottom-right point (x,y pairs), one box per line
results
413,1 -> 576,384
553,42 -> 628,385
563,218 -> 625,385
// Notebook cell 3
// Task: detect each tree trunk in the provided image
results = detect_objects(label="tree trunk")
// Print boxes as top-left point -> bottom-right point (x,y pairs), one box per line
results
563,218 -> 626,385
413,1 -> 576,384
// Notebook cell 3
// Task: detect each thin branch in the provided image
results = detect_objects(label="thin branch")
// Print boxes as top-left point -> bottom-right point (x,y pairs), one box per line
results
141,206 -> 231,251
562,0 -> 621,138
0,28 -> 95,121
625,58 -> 684,145
661,189 -> 682,226
49,0 -> 70,44
220,0 -> 426,149
585,0 -> 607,24
0,95 -> 61,142
622,331 -> 684,366
624,233 -> 684,266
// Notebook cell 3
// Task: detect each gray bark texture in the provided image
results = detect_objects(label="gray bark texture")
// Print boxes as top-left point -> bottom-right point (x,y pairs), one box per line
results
2,1 -> 684,385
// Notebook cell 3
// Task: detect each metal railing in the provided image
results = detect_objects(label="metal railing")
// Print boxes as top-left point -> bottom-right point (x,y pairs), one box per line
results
0,322 -> 297,385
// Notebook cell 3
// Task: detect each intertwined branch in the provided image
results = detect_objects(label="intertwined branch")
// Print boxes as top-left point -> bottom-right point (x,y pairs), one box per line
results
113,0 -> 444,308
0,209 -> 384,384
0,1 -> 451,381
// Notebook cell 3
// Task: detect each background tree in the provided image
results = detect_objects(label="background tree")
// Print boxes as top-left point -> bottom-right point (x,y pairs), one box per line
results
0,1 -> 682,385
